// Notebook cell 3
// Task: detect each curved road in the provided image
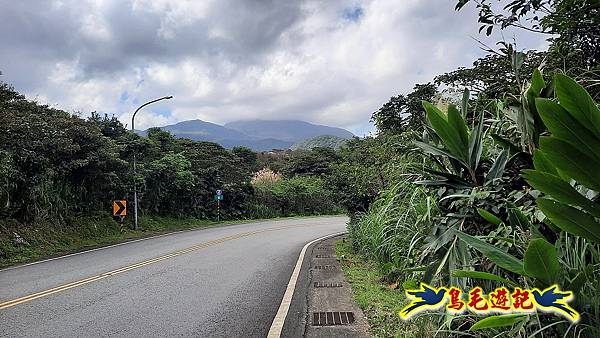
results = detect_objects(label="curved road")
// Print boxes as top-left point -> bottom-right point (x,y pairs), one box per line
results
0,216 -> 347,337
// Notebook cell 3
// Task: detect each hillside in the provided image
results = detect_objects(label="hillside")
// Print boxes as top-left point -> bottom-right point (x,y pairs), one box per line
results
139,119 -> 353,151
224,119 -> 354,142
155,119 -> 249,141
290,135 -> 349,150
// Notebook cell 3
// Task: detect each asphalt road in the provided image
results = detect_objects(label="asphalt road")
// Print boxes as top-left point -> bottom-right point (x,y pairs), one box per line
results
0,216 -> 347,337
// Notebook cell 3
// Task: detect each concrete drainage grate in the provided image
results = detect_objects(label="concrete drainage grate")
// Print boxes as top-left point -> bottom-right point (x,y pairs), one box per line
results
315,254 -> 334,258
312,312 -> 355,326
314,281 -> 343,288
313,265 -> 336,270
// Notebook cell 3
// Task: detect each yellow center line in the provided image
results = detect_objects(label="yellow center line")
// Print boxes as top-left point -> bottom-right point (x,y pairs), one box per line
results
0,222 -> 325,310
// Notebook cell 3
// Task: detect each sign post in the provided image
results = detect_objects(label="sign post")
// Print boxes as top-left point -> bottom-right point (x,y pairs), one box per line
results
113,200 -> 127,224
215,190 -> 223,222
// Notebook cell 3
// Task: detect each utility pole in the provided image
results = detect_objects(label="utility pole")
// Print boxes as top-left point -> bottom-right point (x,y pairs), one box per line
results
217,198 -> 221,222
216,189 -> 223,222
131,95 -> 173,230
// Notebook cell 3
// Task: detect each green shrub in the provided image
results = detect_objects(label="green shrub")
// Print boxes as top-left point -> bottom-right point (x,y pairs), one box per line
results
252,175 -> 342,217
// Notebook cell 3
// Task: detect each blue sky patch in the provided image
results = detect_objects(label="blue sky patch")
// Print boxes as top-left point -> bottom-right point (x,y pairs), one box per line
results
342,6 -> 364,22
151,106 -> 172,117
119,91 -> 129,102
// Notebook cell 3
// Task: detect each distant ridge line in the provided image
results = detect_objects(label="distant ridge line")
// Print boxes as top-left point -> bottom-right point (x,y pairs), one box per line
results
137,119 -> 354,151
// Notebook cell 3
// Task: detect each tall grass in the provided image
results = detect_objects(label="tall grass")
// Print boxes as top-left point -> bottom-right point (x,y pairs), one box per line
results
348,157 -> 435,276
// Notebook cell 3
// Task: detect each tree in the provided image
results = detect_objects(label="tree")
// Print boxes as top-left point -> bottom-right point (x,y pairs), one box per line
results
232,146 -> 259,174
371,83 -> 437,134
0,83 -> 126,220
283,147 -> 341,177
1,76 -> 355,232
88,112 -> 128,139
325,136 -> 406,213
143,153 -> 196,214
435,46 -> 546,100
455,0 -> 600,69
147,127 -> 176,153
545,0 -> 600,69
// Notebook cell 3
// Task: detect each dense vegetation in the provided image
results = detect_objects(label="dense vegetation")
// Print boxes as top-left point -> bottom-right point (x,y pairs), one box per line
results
290,135 -> 349,150
346,0 -> 600,336
1,0 -> 598,336
0,88 -> 345,264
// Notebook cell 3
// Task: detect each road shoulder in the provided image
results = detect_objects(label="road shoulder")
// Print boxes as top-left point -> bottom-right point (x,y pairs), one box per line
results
281,235 -> 370,338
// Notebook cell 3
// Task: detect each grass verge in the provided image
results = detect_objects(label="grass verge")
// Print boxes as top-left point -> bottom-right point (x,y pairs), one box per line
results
335,237 -> 436,338
0,213 -> 342,269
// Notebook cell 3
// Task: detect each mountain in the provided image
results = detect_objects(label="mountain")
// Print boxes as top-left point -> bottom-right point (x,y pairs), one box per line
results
291,135 -> 349,150
152,119 -> 249,142
140,119 -> 354,151
218,138 -> 293,150
224,119 -> 354,142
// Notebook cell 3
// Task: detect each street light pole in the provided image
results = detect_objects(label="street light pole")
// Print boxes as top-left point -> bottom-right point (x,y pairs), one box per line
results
131,95 -> 173,230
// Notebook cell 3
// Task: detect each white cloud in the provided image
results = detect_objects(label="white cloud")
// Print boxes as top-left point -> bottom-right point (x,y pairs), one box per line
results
0,0 -> 547,134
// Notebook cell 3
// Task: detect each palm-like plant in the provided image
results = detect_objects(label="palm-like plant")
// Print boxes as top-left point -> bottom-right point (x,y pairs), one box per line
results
523,74 -> 600,244
415,90 -> 508,188
449,74 -> 600,334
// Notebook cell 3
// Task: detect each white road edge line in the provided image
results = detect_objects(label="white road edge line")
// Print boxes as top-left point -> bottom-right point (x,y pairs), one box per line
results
267,231 -> 346,338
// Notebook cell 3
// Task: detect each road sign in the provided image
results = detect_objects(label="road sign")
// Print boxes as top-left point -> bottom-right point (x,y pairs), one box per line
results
216,189 -> 222,196
215,194 -> 223,201
113,200 -> 127,217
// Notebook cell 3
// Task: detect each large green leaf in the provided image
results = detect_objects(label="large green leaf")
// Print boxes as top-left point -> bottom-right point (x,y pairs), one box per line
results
423,101 -> 467,161
467,112 -> 485,169
423,168 -> 474,188
529,69 -> 545,96
517,102 -> 536,149
522,169 -> 600,218
526,69 -> 546,137
453,230 -> 525,275
470,314 -> 526,331
507,206 -> 530,229
539,136 -> 600,192
491,134 -> 521,157
532,150 -> 558,176
568,265 -> 593,293
448,104 -> 469,150
484,150 -> 508,184
555,74 -> 600,135
413,141 -> 460,162
452,269 -> 516,286
536,98 -> 600,162
523,238 -> 559,284
537,198 -> 600,244
461,88 -> 470,119
477,208 -> 503,226
413,179 -> 471,189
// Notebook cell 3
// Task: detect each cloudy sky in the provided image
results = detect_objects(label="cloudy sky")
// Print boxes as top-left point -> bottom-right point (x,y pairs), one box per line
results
0,0 -> 547,135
